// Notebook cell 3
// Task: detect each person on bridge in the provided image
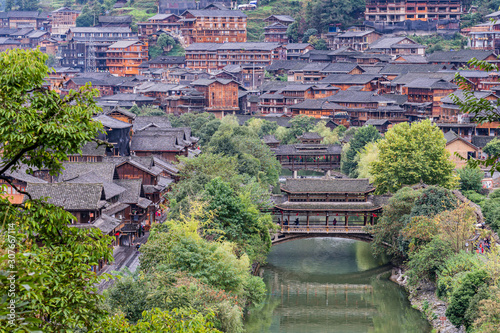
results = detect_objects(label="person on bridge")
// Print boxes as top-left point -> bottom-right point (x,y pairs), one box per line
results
284,219 -> 288,225
332,218 -> 337,226
294,218 -> 299,226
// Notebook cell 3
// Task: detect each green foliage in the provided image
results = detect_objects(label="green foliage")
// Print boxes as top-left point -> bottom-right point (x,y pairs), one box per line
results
276,115 -> 317,144
480,195 -> 500,232
0,49 -> 113,331
129,104 -> 165,116
95,308 -> 221,332
168,112 -> 221,146
464,284 -> 491,330
406,237 -> 455,285
0,48 -> 102,175
437,251 -> 483,299
409,186 -> 457,218
483,138 -> 500,158
203,178 -> 273,263
168,153 -> 240,215
302,28 -> 318,43
368,187 -> 422,263
149,34 -> 176,59
446,270 -> 488,328
105,274 -> 148,323
355,141 -> 379,182
411,33 -> 466,54
371,120 -> 456,194
206,116 -> 281,186
302,0 -> 365,32
463,190 -> 486,205
457,167 -> 484,193
286,21 -> 299,42
341,125 -> 380,178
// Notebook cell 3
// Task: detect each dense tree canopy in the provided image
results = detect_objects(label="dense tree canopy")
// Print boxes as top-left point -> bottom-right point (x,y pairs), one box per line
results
341,125 -> 381,178
370,120 -> 456,194
0,49 -> 113,331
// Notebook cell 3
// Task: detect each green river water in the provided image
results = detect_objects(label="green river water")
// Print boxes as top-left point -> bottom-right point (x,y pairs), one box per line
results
245,238 -> 431,333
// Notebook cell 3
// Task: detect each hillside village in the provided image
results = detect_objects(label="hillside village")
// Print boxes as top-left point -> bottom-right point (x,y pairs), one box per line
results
2,0 -> 500,270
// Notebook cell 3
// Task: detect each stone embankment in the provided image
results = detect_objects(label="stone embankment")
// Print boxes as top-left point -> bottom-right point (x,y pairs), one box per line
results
391,268 -> 464,333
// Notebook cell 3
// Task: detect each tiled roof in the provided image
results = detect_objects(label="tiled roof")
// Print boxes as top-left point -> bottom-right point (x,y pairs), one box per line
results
69,27 -> 132,33
326,90 -> 394,104
281,178 -> 374,193
298,132 -> 323,140
104,106 -> 136,119
379,64 -> 446,75
264,14 -> 294,22
26,183 -> 104,210
320,74 -> 378,84
263,135 -> 280,144
148,13 -> 178,21
3,165 -> 47,184
406,78 -> 457,90
365,119 -> 391,126
114,179 -> 142,204
284,43 -> 311,50
133,116 -> 171,132
93,214 -> 121,234
59,162 -> 116,183
322,62 -> 363,74
94,114 -> 132,129
472,135 -> 496,148
275,200 -> 381,211
182,9 -> 247,17
427,50 -> 497,63
108,40 -> 141,48
369,37 -> 424,49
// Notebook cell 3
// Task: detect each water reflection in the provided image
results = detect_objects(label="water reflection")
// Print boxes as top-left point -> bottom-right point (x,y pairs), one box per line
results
245,238 -> 430,333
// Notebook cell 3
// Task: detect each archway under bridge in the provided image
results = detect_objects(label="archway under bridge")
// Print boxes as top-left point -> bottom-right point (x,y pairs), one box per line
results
271,228 -> 374,246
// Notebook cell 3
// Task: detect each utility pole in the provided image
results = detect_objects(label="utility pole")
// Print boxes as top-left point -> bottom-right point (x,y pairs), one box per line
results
86,35 -> 97,73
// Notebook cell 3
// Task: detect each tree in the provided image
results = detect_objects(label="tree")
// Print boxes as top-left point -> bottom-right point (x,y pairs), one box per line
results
483,138 -> 500,158
302,28 -> 318,43
0,49 -> 113,331
355,142 -> 379,182
76,6 -> 94,27
368,187 -> 422,262
457,166 -> 484,193
405,237 -> 455,284
45,53 -> 58,67
341,125 -> 381,178
370,120 -> 456,194
446,270 -> 489,328
95,308 -> 221,333
286,21 -> 299,43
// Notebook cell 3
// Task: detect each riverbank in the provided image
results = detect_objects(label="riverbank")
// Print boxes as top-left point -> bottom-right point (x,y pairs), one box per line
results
390,268 -> 464,333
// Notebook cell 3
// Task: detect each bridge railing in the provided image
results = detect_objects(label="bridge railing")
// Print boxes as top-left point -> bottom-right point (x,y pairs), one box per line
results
280,226 -> 368,234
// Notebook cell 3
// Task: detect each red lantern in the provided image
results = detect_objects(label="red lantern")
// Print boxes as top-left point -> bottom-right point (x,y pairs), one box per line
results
336,213 -> 338,216
373,213 -> 377,217
114,232 -> 120,236
296,213 -> 299,216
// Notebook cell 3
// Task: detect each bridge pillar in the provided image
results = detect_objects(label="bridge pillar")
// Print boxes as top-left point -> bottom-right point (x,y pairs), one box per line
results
293,170 -> 298,178
326,170 -> 331,177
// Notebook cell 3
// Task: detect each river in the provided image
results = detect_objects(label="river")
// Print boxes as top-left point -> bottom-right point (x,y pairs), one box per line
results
245,238 -> 431,333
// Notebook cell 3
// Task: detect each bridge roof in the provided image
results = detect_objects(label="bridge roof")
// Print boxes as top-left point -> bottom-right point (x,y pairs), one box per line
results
275,200 -> 382,212
272,144 -> 341,156
281,178 -> 375,194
